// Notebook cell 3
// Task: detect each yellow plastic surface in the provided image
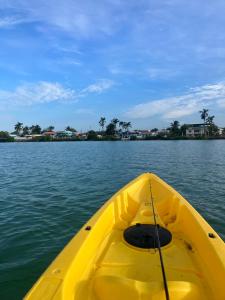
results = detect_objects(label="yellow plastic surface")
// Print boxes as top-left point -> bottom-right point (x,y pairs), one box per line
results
24,173 -> 225,300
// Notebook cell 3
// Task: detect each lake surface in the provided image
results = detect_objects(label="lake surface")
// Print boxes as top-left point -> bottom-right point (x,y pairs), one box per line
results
0,140 -> 225,299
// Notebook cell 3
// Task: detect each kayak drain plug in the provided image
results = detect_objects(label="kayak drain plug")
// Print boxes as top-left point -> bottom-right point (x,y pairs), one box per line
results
85,226 -> 91,231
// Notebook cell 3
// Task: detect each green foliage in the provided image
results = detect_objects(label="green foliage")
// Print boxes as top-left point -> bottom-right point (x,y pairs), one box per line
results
87,130 -> 98,140
102,135 -> 119,141
105,122 -> 116,136
30,125 -> 42,134
130,135 -> 137,140
14,122 -> 23,135
46,125 -> 55,131
22,126 -> 30,135
122,122 -> 132,131
32,135 -> 51,142
99,117 -> 106,132
206,115 -> 218,136
169,120 -> 180,136
111,118 -> 119,126
199,109 -> 209,122
65,126 -> 76,132
0,131 -> 14,142
0,131 -> 9,138
180,124 -> 188,136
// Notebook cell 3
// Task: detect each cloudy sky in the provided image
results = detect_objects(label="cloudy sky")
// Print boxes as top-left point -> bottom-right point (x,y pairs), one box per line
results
1,0 -> 225,131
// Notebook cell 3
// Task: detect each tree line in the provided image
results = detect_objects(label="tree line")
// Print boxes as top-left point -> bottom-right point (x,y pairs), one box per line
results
98,117 -> 131,136
1,109 -> 225,142
13,123 -> 77,135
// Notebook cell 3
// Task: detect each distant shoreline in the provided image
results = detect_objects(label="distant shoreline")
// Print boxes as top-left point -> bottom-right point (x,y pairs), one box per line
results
1,136 -> 225,143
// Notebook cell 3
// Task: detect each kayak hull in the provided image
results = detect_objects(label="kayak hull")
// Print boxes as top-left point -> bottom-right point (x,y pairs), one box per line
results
24,173 -> 225,300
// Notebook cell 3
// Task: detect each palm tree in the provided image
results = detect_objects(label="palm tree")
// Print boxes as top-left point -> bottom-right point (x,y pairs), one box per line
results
199,108 -> 209,136
206,115 -> 218,136
14,122 -> 23,135
30,125 -> 41,134
23,126 -> 30,136
119,121 -> 124,138
111,118 -> 120,132
119,121 -> 124,128
123,122 -> 132,132
105,122 -> 116,136
170,120 -> 180,136
99,117 -> 106,133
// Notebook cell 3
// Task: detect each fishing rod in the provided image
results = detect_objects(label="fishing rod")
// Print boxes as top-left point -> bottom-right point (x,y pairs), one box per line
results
149,181 -> 170,300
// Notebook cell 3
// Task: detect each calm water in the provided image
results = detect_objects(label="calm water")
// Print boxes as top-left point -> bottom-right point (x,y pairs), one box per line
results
0,141 -> 225,299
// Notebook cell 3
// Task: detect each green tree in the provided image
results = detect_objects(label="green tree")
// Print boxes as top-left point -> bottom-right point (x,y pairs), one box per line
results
99,117 -> 106,132
180,124 -> 188,137
0,131 -> 13,142
22,126 -> 30,135
87,130 -> 97,140
105,122 -> 116,136
206,115 -> 218,136
199,108 -> 209,136
119,121 -> 124,137
170,120 -> 180,136
111,118 -> 120,132
65,126 -> 76,132
30,125 -> 42,134
123,122 -> 132,132
151,128 -> 158,133
47,126 -> 55,131
119,121 -> 124,129
14,122 -> 23,135
0,131 -> 10,138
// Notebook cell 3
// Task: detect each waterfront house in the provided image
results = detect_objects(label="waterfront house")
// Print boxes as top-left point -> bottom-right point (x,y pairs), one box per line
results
55,130 -> 75,138
42,131 -> 56,137
186,124 -> 205,137
158,128 -> 170,137
127,130 -> 151,140
218,127 -> 224,136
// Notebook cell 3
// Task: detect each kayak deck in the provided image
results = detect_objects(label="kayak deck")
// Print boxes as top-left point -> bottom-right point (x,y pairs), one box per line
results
24,173 -> 225,300
78,196 -> 211,299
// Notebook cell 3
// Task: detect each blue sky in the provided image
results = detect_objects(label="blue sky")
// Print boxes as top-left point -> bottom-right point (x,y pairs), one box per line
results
1,0 -> 225,131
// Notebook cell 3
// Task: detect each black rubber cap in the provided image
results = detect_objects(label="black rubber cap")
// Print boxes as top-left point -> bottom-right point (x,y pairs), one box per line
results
123,224 -> 172,249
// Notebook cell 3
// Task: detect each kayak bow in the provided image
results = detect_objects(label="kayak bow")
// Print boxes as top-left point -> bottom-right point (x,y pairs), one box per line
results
24,173 -> 225,300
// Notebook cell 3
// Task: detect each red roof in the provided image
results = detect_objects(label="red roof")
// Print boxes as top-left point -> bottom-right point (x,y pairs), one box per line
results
43,131 -> 55,135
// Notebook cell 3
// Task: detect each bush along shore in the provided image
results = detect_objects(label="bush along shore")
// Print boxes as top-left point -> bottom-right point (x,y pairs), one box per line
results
1,108 -> 225,142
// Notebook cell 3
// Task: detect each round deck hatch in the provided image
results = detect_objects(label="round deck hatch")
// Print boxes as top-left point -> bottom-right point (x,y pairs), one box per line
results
123,224 -> 172,249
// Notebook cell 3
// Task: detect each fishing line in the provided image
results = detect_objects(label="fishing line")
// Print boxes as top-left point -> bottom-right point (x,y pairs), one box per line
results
149,181 -> 170,300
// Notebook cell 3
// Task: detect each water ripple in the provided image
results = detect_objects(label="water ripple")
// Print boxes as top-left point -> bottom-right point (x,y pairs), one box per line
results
0,140 -> 225,299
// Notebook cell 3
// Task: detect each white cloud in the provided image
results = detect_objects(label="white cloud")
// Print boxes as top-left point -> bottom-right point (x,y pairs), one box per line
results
0,82 -> 77,105
0,0 -> 129,37
0,79 -> 114,106
81,79 -> 114,95
126,82 -> 225,120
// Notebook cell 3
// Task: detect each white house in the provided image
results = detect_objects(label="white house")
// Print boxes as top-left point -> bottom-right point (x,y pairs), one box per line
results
186,124 -> 205,137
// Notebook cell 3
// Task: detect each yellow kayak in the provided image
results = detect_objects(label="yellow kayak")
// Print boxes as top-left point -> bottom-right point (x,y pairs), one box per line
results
24,173 -> 225,300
